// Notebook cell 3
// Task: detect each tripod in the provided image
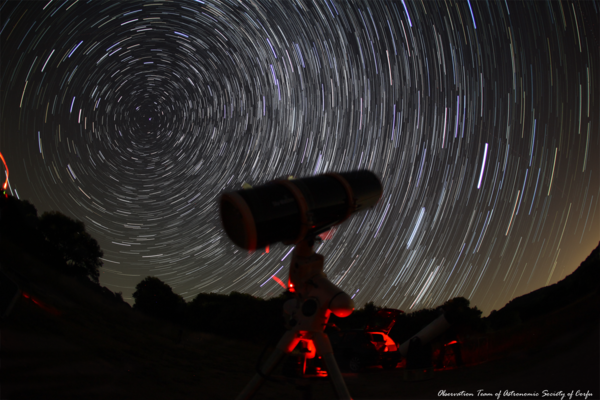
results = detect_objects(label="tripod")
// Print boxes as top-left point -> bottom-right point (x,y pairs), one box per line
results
235,238 -> 353,400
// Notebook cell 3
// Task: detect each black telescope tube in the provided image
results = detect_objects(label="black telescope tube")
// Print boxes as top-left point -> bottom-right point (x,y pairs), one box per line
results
219,170 -> 383,251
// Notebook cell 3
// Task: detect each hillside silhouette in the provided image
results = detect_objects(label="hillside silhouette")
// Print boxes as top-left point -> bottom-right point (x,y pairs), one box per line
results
486,242 -> 600,330
3,194 -> 598,340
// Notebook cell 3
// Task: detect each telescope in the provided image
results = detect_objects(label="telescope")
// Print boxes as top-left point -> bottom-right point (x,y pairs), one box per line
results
220,170 -> 382,400
220,170 -> 382,252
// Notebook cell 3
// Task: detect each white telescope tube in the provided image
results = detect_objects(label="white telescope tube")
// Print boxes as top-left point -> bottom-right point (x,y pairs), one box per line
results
398,313 -> 452,356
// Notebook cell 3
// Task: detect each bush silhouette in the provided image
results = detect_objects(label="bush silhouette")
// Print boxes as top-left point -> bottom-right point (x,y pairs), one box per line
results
441,297 -> 483,330
133,276 -> 186,323
1,196 -> 74,272
0,196 -> 45,248
39,211 -> 103,283
187,290 -> 287,342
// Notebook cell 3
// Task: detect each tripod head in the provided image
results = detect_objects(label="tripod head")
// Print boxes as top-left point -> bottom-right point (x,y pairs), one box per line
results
287,237 -> 354,312
281,236 -> 354,341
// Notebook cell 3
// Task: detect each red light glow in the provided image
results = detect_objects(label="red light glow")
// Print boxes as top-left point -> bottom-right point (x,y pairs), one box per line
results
318,227 -> 337,241
22,291 -> 61,316
0,151 -> 8,190
272,275 -> 286,288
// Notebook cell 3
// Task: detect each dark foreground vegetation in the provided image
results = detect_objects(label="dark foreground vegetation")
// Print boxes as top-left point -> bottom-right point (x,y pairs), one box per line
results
1,195 -> 598,399
1,194 -> 599,346
0,195 -> 124,303
135,242 -> 600,341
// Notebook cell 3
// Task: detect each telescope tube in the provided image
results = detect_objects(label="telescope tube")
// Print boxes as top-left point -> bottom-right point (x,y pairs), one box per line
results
220,170 -> 382,251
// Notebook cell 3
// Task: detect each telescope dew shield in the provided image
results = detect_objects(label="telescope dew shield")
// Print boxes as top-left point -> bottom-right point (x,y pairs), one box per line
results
220,170 -> 383,251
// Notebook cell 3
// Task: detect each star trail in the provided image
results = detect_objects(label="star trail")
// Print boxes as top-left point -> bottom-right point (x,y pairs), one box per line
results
1,0 -> 598,315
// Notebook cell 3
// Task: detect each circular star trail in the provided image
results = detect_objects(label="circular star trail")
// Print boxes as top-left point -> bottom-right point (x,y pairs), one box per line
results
1,0 -> 598,314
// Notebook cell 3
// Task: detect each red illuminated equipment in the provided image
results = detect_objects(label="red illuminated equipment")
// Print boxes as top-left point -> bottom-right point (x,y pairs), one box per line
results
327,308 -> 404,372
235,237 -> 356,400
220,171 -> 383,400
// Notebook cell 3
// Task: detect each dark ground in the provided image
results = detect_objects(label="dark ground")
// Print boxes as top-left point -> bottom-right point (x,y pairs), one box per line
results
1,247 -> 598,400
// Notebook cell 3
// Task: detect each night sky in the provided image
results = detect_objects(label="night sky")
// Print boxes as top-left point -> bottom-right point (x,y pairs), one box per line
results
1,0 -> 598,316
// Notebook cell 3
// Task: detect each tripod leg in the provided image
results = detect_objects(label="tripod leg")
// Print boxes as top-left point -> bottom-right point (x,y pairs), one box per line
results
312,332 -> 352,400
235,330 -> 301,400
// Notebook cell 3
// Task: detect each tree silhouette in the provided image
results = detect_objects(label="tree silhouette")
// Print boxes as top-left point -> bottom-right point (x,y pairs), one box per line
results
442,296 -> 483,330
133,276 -> 186,322
1,196 -> 65,270
39,211 -> 103,283
327,300 -> 384,331
0,196 -> 43,245
363,301 -> 381,318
